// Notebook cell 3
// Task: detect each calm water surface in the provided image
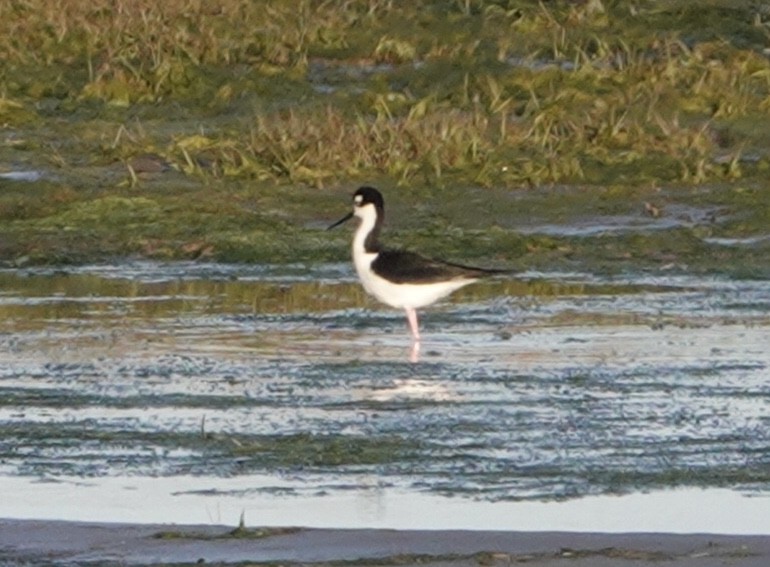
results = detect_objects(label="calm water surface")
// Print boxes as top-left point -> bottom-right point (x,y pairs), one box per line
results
1,262 -> 769,532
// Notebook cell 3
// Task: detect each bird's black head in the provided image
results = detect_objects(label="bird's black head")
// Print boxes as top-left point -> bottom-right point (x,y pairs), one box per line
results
352,186 -> 384,211
328,186 -> 385,230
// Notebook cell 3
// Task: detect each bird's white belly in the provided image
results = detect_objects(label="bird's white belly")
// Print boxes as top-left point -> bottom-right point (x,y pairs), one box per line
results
354,252 -> 473,309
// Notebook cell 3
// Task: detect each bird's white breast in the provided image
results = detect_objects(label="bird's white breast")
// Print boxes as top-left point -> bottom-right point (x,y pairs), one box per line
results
346,201 -> 476,309
351,209 -> 475,309
355,258 -> 475,309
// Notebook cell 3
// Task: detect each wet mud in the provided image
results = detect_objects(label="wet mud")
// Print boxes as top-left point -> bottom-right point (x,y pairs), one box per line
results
3,519 -> 770,567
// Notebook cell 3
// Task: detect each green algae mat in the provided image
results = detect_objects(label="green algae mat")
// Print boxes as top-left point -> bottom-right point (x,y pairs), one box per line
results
1,1 -> 770,274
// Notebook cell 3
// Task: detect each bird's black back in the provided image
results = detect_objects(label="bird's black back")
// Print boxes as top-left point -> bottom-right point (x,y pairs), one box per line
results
371,249 -> 505,284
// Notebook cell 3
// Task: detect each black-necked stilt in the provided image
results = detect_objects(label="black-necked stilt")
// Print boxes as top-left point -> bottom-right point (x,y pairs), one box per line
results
328,186 -> 505,342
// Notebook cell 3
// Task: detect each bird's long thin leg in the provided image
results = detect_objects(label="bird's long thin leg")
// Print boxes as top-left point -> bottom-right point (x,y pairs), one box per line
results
405,307 -> 421,341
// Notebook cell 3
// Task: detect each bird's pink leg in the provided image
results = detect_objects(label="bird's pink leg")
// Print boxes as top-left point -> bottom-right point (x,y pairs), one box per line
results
405,307 -> 421,341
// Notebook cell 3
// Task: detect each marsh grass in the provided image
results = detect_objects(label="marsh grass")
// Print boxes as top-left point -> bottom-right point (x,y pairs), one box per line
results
3,1 -> 770,264
3,0 -> 770,187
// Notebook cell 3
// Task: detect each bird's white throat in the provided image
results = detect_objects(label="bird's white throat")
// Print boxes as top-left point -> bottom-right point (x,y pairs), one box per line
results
351,203 -> 379,278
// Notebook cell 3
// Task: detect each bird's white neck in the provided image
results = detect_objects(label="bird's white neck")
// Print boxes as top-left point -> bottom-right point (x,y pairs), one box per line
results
352,203 -> 380,255
352,204 -> 380,278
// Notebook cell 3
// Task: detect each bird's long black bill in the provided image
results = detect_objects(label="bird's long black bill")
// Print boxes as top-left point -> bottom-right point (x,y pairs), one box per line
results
327,211 -> 353,230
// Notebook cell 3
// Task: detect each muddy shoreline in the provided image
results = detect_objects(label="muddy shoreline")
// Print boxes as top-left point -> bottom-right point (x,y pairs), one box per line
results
2,518 -> 770,566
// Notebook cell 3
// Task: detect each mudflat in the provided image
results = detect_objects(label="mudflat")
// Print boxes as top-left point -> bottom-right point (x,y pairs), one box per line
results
2,519 -> 769,566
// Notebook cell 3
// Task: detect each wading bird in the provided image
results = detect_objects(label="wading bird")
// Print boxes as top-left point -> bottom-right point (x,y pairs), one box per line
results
329,186 -> 505,348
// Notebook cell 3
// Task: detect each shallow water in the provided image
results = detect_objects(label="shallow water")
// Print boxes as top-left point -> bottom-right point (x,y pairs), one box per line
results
1,262 -> 769,532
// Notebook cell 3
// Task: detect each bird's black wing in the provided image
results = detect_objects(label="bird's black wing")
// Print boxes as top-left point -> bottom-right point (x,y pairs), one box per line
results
371,249 -> 505,284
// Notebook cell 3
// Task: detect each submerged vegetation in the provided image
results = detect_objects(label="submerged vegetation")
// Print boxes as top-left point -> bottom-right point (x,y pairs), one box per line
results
2,0 -> 770,268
